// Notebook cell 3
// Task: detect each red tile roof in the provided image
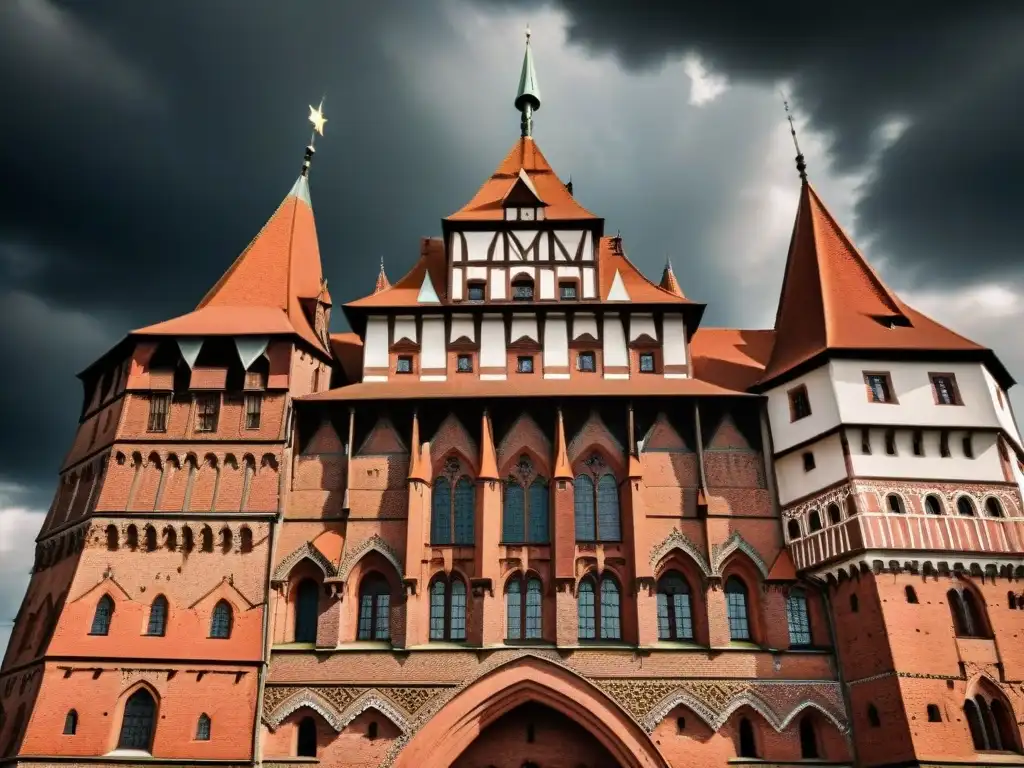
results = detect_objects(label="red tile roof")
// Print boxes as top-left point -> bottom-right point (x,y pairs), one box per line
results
761,182 -> 988,386
144,177 -> 329,355
690,328 -> 775,392
600,237 -> 695,305
347,238 -> 447,308
659,262 -> 684,298
329,332 -> 363,385
300,376 -> 750,403
448,138 -> 597,221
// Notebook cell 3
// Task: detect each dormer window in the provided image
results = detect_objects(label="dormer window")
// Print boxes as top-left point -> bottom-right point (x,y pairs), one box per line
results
467,282 -> 486,302
639,353 -> 655,373
396,356 -> 413,374
456,354 -> 473,373
577,352 -> 596,373
511,276 -> 535,301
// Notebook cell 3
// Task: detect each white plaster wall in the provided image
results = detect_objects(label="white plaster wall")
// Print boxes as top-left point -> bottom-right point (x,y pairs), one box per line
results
511,314 -> 539,343
480,315 -> 507,370
364,316 -> 389,378
420,316 -> 446,376
543,314 -> 569,377
581,231 -> 594,261
489,268 -> 507,300
846,426 -> 1005,482
509,265 -> 536,282
556,265 -> 581,280
394,316 -> 417,345
630,314 -> 657,342
449,315 -> 474,343
661,313 -> 688,376
982,365 -> 1023,448
603,313 -> 629,378
573,313 -> 598,340
582,267 -> 596,298
466,265 -> 488,281
831,359 -> 1004,429
451,267 -> 463,301
539,268 -> 555,299
450,233 -> 464,262
554,230 -> 584,260
775,432 -> 848,506
464,231 -> 494,262
765,365 -> 840,454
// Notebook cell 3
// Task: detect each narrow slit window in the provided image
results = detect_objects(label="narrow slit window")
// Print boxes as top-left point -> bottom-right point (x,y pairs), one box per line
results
195,395 -> 219,432
243,394 -> 261,430
148,394 -> 170,432
789,386 -> 811,421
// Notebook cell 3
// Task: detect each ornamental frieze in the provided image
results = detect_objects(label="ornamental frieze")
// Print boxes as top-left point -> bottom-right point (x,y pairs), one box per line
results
263,684 -> 446,733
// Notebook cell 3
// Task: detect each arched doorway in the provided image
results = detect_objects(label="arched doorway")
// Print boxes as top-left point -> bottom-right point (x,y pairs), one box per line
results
451,702 -> 621,768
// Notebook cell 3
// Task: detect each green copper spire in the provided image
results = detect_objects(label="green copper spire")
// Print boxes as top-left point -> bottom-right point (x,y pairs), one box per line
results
515,26 -> 541,138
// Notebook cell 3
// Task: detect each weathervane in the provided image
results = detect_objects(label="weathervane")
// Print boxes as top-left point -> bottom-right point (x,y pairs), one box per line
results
301,96 -> 327,177
783,99 -> 808,183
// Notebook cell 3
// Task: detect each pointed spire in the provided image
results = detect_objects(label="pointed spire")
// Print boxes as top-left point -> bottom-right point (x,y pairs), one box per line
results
408,411 -> 429,483
479,411 -> 499,481
374,256 -> 391,294
515,25 -> 541,138
553,408 -> 572,480
783,99 -> 807,183
659,258 -> 684,297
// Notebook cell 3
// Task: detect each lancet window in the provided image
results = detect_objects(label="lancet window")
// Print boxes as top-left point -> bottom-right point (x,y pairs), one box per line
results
117,689 -> 156,752
502,455 -> 550,544
578,573 -> 621,641
429,575 -> 467,642
210,600 -> 232,639
574,454 -> 621,542
725,577 -> 751,641
948,587 -> 988,638
506,574 -> 543,641
431,457 -> 475,546
357,573 -> 391,641
656,572 -> 693,641
90,595 -> 114,636
786,588 -> 811,646
146,596 -> 168,637
294,579 -> 319,644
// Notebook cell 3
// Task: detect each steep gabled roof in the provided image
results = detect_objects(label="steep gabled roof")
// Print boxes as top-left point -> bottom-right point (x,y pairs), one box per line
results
448,138 -> 597,221
598,237 -> 698,306
135,175 -> 329,355
760,182 -> 995,387
659,261 -> 684,298
347,237 -> 447,308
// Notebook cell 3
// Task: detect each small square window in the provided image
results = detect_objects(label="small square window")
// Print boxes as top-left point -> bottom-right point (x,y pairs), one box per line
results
148,394 -> 170,432
789,385 -> 811,421
196,395 -> 220,433
639,353 -> 655,373
559,282 -> 578,300
244,394 -> 261,430
517,356 -> 534,373
930,374 -> 960,405
457,354 -> 473,373
865,373 -> 894,403
577,352 -> 596,372
511,280 -> 534,301
396,356 -> 413,374
802,452 -> 816,472
467,283 -> 486,302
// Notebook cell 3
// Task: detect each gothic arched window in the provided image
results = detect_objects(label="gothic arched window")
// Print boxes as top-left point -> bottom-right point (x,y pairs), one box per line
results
528,480 -> 550,543
827,503 -> 841,524
738,717 -> 757,757
578,574 -> 621,641
985,497 -> 1005,518
429,576 -> 467,642
503,456 -> 550,544
195,713 -> 211,741
431,459 -> 476,546
431,478 -> 452,545
725,577 -> 751,641
503,482 -> 525,542
957,496 -> 976,517
799,716 -> 818,759
453,478 -> 475,544
949,588 -> 988,638
63,710 -> 78,735
357,573 -> 391,641
210,600 -> 232,639
925,495 -> 943,515
117,689 -> 156,751
787,519 -> 801,540
574,458 -> 621,542
574,474 -> 595,541
656,572 -> 693,641
294,579 -> 319,644
146,596 -> 168,637
786,588 -> 811,646
506,575 -> 543,641
965,699 -> 987,750
90,595 -> 114,636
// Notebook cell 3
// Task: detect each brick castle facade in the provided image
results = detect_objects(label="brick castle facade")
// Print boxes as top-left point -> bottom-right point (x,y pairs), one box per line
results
2,36 -> 1023,768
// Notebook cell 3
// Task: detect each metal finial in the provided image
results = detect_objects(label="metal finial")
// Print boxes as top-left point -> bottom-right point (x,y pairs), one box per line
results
783,99 -> 807,183
515,27 -> 541,138
302,97 -> 327,177
525,23 -> 531,43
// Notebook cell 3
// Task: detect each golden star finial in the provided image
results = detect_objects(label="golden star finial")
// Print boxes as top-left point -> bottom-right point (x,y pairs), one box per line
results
308,100 -> 327,136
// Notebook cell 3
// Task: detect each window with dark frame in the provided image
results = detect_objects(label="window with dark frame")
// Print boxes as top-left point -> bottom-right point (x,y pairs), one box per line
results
577,574 -> 621,641
429,577 -> 467,641
656,572 -> 694,641
931,374 -> 959,405
577,351 -> 596,372
940,431 -> 951,457
195,395 -> 219,432
912,430 -> 923,456
963,434 -> 974,459
559,282 -> 577,300
506,575 -> 543,641
802,452 -> 816,472
885,430 -> 897,456
396,356 -> 412,374
725,577 -> 751,641
789,386 -> 812,421
357,574 -> 391,641
517,355 -> 534,373
639,353 -> 655,373
865,373 -> 894,403
148,394 -> 170,432
787,589 -> 812,646
467,282 -> 486,301
456,354 -> 473,373
244,394 -> 261,430
861,428 -> 872,454
511,277 -> 535,301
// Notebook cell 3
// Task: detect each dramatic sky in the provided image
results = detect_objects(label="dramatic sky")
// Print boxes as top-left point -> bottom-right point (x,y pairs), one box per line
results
1,0 -> 1022,652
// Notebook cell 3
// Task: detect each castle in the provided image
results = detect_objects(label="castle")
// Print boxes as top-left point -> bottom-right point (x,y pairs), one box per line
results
2,34 -> 1023,768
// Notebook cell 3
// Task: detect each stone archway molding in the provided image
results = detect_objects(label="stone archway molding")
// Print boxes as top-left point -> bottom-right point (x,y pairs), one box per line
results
336,534 -> 405,583
710,532 -> 770,578
387,654 -> 670,768
648,528 -> 712,577
272,542 -> 337,583
264,687 -> 411,734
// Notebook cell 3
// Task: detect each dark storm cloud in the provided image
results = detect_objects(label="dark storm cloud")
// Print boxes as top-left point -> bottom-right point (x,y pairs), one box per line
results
477,0 -> 1024,283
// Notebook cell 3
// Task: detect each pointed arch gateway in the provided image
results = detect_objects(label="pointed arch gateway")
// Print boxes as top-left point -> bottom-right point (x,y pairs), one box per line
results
392,656 -> 669,768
